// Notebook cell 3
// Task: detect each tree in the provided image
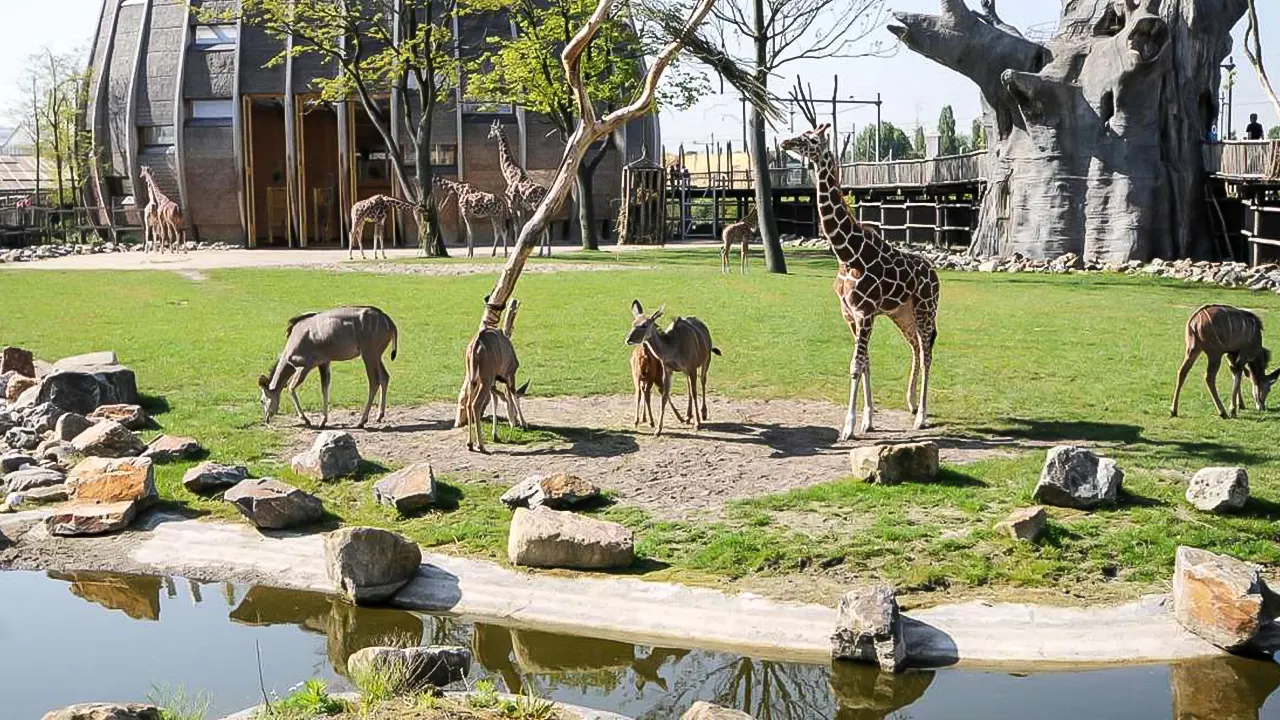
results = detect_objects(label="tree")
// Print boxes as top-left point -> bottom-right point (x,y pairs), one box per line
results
852,121 -> 912,161
970,116 -> 986,150
466,0 -> 705,250
1242,0 -> 1279,121
711,0 -> 887,273
912,124 -> 926,159
224,0 -> 460,255
1269,126 -> 1280,140
936,104 -> 958,155
9,48 -> 92,216
892,0 -> 1251,262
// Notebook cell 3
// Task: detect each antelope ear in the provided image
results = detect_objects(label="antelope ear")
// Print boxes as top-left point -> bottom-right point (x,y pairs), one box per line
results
631,299 -> 644,317
257,374 -> 270,390
652,305 -> 665,321
1268,368 -> 1280,383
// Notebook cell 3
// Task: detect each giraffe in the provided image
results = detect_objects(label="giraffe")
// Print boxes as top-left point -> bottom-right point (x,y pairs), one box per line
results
720,205 -> 759,274
488,121 -> 552,257
432,176 -> 513,258
780,122 -> 940,438
348,194 -> 420,260
139,166 -> 186,253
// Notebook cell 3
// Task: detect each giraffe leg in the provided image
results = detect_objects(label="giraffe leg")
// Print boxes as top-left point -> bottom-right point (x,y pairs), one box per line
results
1171,348 -> 1200,417
741,237 -> 748,274
463,214 -> 475,258
1205,355 -> 1229,419
491,218 -> 502,257
914,315 -> 935,431
840,315 -> 874,441
890,309 -> 921,414
721,237 -> 730,273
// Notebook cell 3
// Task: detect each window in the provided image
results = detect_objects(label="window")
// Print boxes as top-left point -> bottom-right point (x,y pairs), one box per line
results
193,25 -> 238,51
430,144 -> 457,166
188,99 -> 234,125
139,125 -> 176,148
461,101 -> 514,115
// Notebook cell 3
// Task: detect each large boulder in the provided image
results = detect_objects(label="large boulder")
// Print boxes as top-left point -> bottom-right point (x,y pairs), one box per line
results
88,404 -> 148,430
41,704 -> 160,720
54,412 -> 94,442
224,478 -> 324,530
141,435 -> 203,462
346,645 -> 471,688
4,467 -> 65,493
43,351 -> 138,413
373,462 -> 437,514
1033,446 -> 1122,509
5,374 -> 37,403
0,452 -> 36,473
849,442 -> 939,485
0,347 -> 35,378
26,483 -> 69,504
67,456 -> 156,505
500,473 -> 602,510
71,420 -> 146,458
45,501 -> 140,536
1186,467 -> 1249,514
182,462 -> 249,493
291,430 -> 362,481
507,507 -> 634,570
831,583 -> 906,672
1173,546 -> 1278,654
994,506 -> 1047,542
681,702 -> 754,719
324,526 -> 422,604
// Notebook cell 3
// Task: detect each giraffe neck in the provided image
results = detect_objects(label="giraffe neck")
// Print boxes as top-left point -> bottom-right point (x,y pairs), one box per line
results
811,148 -> 862,267
143,175 -> 167,204
495,131 -> 526,185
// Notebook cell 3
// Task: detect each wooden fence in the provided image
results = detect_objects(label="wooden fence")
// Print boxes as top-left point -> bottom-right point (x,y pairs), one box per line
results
1204,140 -> 1280,181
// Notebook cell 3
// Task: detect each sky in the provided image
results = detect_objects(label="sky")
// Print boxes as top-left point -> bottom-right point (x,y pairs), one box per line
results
1,0 -> 1276,145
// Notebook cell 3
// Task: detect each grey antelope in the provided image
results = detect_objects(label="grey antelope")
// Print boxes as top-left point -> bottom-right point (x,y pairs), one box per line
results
259,306 -> 399,429
1171,304 -> 1279,418
458,299 -> 529,452
625,300 -> 720,436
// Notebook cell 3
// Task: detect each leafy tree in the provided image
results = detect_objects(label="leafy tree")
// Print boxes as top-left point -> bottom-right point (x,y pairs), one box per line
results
937,104 -> 958,156
853,122 -> 912,161
222,0 -> 460,255
1269,125 -> 1280,140
9,48 -> 92,212
912,125 -> 926,159
466,0 -> 707,249
971,117 -> 987,150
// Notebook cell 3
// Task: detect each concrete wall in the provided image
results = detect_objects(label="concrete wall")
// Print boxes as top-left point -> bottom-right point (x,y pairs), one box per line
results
185,126 -> 240,240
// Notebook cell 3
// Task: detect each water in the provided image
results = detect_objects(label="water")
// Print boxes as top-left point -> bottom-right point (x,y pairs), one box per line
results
1,570 -> 1278,719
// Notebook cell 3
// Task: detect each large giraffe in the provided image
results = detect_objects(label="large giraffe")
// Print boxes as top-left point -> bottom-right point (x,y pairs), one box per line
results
348,195 -> 420,260
488,121 -> 551,257
139,166 -> 185,253
780,123 -> 940,438
432,176 -> 513,258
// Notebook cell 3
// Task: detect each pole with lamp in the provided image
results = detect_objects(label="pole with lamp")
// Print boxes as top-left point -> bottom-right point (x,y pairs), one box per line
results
1221,56 -> 1236,140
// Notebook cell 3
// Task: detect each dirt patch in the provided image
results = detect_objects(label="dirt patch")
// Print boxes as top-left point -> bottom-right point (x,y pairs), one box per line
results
284,395 -> 1040,520
302,261 -> 644,277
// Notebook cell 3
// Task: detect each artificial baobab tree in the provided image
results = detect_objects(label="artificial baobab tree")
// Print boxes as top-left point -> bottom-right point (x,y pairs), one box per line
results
890,0 -> 1251,262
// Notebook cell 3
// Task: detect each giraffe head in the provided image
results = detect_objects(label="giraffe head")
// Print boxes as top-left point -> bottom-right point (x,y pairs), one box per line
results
780,123 -> 831,164
488,120 -> 504,140
139,165 -> 154,183
625,300 -> 665,346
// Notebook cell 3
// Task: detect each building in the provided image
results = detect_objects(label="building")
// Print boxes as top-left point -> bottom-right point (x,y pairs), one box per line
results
85,0 -> 659,246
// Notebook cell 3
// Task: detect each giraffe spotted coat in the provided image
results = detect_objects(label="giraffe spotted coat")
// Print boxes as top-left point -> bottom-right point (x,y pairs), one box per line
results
488,121 -> 552,256
433,176 -> 513,257
349,194 -> 419,260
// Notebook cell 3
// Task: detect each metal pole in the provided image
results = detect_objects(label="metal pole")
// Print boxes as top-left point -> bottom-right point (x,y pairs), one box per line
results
875,93 -> 883,162
831,75 -> 839,159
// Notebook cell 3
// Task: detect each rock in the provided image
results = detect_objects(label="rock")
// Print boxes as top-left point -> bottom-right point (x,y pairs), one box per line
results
141,434 -> 203,461
346,645 -> 471,688
500,473 -> 602,509
88,404 -> 148,430
39,354 -> 138,414
1186,467 -> 1249,513
182,462 -> 249,493
324,526 -> 422,604
224,478 -> 324,530
26,483 -> 69,504
849,442 -> 939,485
1033,446 -> 1122,509
507,507 -> 635,570
681,702 -> 754,719
1173,546 -> 1278,653
0,347 -> 35,378
13,381 -> 40,409
54,412 -> 94,442
45,501 -> 140,536
55,351 -> 119,367
71,420 -> 146,458
5,374 -> 37,402
5,426 -> 39,450
39,440 -> 80,468
4,467 -> 65,493
67,456 -> 156,504
26,401 -> 63,433
41,703 -> 161,720
290,430 -> 362,480
831,583 -> 906,672
373,462 -> 437,514
0,452 -> 36,473
994,506 -> 1047,542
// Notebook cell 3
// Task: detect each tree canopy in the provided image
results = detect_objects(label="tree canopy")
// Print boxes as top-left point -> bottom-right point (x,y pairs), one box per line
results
853,121 -> 913,161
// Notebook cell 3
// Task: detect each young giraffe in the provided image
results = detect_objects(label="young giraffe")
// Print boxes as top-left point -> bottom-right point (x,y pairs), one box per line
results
720,205 -> 759,274
139,166 -> 186,253
348,195 -> 420,260
781,122 -> 940,438
432,176 -> 513,258
488,121 -> 552,257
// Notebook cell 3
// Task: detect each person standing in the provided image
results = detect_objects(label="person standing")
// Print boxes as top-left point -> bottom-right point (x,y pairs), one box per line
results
1245,113 -> 1265,141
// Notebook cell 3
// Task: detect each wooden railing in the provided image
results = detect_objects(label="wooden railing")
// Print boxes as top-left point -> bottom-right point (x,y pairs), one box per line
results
840,151 -> 989,189
1204,140 -> 1280,180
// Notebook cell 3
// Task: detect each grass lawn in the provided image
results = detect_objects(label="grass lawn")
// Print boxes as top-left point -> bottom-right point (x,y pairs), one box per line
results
3,247 -> 1278,604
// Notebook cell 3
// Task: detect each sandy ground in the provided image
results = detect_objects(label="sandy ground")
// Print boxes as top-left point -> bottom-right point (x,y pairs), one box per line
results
284,395 -> 1040,520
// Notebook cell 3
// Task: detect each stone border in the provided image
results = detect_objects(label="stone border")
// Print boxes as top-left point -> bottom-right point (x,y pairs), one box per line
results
218,691 -> 631,720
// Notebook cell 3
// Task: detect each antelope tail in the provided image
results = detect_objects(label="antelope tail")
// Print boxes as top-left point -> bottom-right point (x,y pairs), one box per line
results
390,318 -> 399,361
711,347 -> 723,357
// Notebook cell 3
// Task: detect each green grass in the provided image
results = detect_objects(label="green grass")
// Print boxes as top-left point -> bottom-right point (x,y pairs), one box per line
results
4,247 -> 1279,602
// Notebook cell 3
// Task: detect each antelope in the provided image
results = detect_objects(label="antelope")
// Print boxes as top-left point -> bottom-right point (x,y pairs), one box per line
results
625,300 -> 720,436
1171,304 -> 1279,418
458,299 -> 529,452
631,343 -> 681,428
258,306 -> 399,429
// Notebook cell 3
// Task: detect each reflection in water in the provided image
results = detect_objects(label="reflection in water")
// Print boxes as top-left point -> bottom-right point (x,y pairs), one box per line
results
28,571 -> 1280,720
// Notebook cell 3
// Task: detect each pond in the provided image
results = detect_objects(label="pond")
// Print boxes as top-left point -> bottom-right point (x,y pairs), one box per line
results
2,570 -> 1278,719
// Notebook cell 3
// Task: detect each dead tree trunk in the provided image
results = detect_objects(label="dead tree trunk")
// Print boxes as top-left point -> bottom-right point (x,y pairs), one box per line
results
890,0 -> 1248,262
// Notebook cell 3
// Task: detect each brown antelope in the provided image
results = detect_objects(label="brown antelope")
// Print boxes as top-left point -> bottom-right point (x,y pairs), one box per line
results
258,306 -> 398,428
625,300 -> 720,436
630,343 -> 681,428
459,299 -> 529,452
1171,304 -> 1279,418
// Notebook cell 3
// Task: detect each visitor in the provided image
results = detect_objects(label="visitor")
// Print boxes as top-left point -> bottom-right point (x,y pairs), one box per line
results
1245,113 -> 1265,141
1208,126 -> 1220,142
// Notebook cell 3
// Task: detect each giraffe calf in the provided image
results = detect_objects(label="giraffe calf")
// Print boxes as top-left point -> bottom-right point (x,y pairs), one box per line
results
720,205 -> 759,274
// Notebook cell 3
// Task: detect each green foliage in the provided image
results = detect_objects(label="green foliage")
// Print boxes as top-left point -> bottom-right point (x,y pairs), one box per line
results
912,125 -> 926,159
504,692 -> 559,719
350,656 -> 413,712
10,47 -> 93,209
937,104 -> 958,156
264,679 -> 348,718
467,680 -> 501,710
853,121 -> 914,161
971,117 -> 987,150
148,685 -> 212,720
1268,125 -> 1280,140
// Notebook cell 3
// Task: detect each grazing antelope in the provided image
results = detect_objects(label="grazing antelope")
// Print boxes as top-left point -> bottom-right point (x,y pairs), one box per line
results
459,299 -> 529,452
625,300 -> 720,436
1172,304 -> 1279,418
630,343 -> 682,428
258,306 -> 399,428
